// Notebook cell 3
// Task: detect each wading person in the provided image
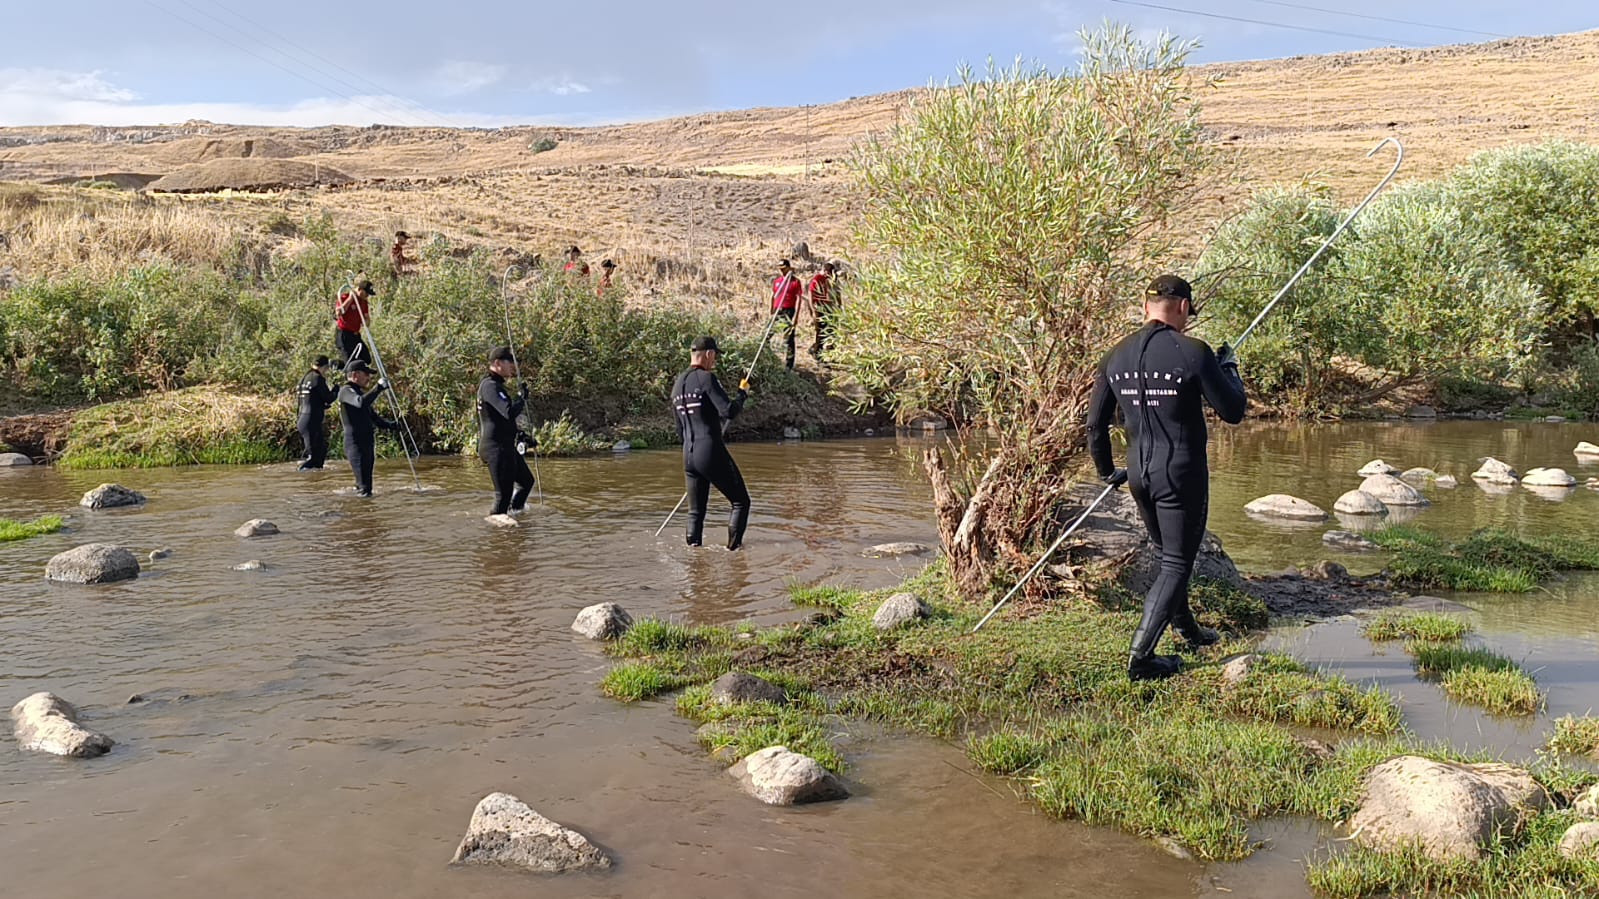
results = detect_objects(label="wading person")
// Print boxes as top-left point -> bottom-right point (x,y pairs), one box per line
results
477,346 -> 537,524
334,279 -> 376,368
671,336 -> 751,550
806,260 -> 840,361
769,259 -> 802,369
1086,274 -> 1247,681
338,360 -> 400,497
295,354 -> 338,471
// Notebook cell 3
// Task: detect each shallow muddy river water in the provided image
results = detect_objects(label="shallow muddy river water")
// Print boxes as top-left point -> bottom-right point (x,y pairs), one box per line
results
3,423 -> 1597,898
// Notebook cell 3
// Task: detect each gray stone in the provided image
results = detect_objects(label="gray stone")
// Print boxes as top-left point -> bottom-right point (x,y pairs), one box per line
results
570,603 -> 633,641
906,415 -> 949,432
1244,494 -> 1328,521
1522,467 -> 1576,487
1057,485 -> 1244,592
1400,467 -> 1438,482
1404,405 -> 1438,419
610,440 -> 631,453
862,542 -> 933,558
1358,474 -> 1430,506
1334,490 -> 1388,516
234,518 -> 279,537
709,671 -> 787,706
232,560 -> 265,571
11,692 -> 114,758
1358,459 -> 1401,476
728,746 -> 849,806
45,543 -> 140,584
0,451 -> 32,466
782,426 -> 802,440
1311,560 -> 1348,580
1435,475 -> 1459,488
1546,415 -> 1568,424
149,547 -> 172,561
1295,736 -> 1336,762
1573,784 -> 1599,820
1574,441 -> 1599,457
1471,457 -> 1519,485
1323,530 -> 1379,552
1220,654 -> 1261,688
1348,756 -> 1549,861
79,483 -> 146,509
872,592 -> 931,630
450,792 -> 611,873
1558,822 -> 1599,860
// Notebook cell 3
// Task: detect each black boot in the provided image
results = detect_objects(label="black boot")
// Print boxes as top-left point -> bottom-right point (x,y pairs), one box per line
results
1127,624 -> 1182,681
1172,607 -> 1221,648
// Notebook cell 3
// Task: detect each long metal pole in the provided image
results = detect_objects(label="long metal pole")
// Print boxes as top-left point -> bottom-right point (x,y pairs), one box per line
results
1232,138 -> 1404,353
971,482 -> 1118,633
342,274 -> 423,491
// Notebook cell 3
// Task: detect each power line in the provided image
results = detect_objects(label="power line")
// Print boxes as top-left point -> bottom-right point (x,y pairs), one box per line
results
1238,0 -> 1512,41
1106,0 -> 1423,47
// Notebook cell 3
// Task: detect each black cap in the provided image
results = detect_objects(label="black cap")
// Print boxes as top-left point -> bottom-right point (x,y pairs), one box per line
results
346,360 -> 375,375
600,258 -> 616,269
357,278 -> 375,294
490,345 -> 515,363
690,336 -> 720,353
313,354 -> 330,368
1145,274 -> 1192,302
395,230 -> 409,239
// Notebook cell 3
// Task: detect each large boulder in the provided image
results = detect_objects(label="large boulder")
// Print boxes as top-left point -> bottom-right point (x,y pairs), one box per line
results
872,592 -> 931,630
11,692 -> 114,758
1575,441 -> 1599,458
450,792 -> 611,873
45,543 -> 140,584
1559,823 -> 1599,860
1472,458 -> 1519,485
570,603 -> 633,641
1348,756 -> 1550,861
728,746 -> 849,806
1522,467 -> 1576,487
1244,494 -> 1328,521
709,671 -> 787,706
1333,490 -> 1388,516
234,519 -> 279,537
80,483 -> 146,509
1358,474 -> 1430,507
1358,459 -> 1401,476
0,452 -> 32,466
1057,486 -> 1244,592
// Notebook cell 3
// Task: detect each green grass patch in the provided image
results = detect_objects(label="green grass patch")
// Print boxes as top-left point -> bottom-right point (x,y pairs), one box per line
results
787,582 -> 861,612
59,387 -> 298,468
1547,715 -> 1599,760
1189,577 -> 1270,631
1371,525 -> 1599,593
1363,610 -> 1473,643
525,411 -> 610,456
1411,644 -> 1543,716
600,662 -> 695,702
0,515 -> 65,542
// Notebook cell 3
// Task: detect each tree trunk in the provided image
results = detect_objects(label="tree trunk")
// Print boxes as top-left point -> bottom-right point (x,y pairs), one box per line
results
923,447 -> 1002,593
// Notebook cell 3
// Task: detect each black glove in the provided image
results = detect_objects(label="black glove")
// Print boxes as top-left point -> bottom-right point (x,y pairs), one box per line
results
1102,468 -> 1128,489
518,382 -> 529,400
1215,343 -> 1237,370
377,376 -> 390,389
517,430 -> 538,449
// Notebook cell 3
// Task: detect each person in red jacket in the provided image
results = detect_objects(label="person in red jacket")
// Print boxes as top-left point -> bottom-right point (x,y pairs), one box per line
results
333,279 -> 375,368
597,258 -> 617,296
564,246 -> 590,282
769,258 -> 802,369
390,231 -> 413,275
805,261 -> 840,361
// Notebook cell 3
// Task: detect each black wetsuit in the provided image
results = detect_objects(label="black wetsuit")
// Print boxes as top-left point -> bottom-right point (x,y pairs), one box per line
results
295,369 -> 338,469
671,366 -> 750,549
339,381 -> 398,496
477,374 -> 534,515
1086,321 -> 1247,662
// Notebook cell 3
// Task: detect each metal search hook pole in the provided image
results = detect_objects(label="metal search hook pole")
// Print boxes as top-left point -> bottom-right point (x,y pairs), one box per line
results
500,264 -> 543,502
971,482 -> 1119,633
342,273 -> 423,491
1232,138 -> 1404,354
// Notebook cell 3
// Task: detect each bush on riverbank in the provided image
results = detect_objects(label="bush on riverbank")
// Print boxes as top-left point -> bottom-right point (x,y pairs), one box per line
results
58,388 -> 297,468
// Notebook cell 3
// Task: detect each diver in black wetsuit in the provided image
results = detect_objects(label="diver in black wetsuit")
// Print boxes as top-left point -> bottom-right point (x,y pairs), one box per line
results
296,355 -> 338,470
338,360 -> 400,497
671,336 -> 751,550
1086,275 -> 1248,681
477,346 -> 537,522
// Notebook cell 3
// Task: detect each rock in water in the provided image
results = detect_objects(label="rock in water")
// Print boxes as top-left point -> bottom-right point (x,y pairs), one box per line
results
1358,474 -> 1430,506
1404,405 -> 1438,419
1471,457 -> 1519,485
1575,441 -> 1599,457
1400,467 -> 1438,482
1348,756 -> 1549,861
610,440 -> 631,453
45,543 -> 140,584
861,542 -> 933,558
709,671 -> 787,706
1522,467 -> 1576,487
872,592 -> 931,630
0,451 -> 32,466
782,426 -> 802,440
570,603 -> 633,641
1559,823 -> 1599,860
1244,494 -> 1328,521
11,692 -> 114,758
1323,530 -> 1379,552
232,560 -> 265,571
450,792 -> 611,873
80,483 -> 146,509
1435,475 -> 1459,488
149,547 -> 173,561
1333,490 -> 1388,516
728,746 -> 849,806
235,519 -> 279,537
1358,459 -> 1401,476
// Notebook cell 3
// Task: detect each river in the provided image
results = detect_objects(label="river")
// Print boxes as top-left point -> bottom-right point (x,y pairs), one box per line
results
2,423 -> 1596,898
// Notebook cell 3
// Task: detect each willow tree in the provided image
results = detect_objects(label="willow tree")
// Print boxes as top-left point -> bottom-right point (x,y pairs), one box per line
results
835,24 -> 1218,593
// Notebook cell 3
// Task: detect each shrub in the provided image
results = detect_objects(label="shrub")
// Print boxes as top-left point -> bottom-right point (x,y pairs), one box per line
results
530,137 -> 558,153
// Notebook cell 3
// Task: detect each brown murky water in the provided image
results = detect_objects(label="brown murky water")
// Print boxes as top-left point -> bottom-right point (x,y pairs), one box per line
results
3,424 -> 1597,897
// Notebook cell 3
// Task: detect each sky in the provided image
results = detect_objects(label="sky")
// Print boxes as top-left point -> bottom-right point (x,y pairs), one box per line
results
2,1 -> 1593,128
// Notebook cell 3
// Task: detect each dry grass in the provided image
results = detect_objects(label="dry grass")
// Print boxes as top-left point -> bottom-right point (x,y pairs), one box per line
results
0,190 -> 258,277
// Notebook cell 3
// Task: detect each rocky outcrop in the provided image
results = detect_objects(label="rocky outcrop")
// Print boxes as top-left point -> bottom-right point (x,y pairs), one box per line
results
11,692 -> 114,758
1522,467 -> 1576,487
1558,822 -> 1599,860
872,592 -> 931,630
0,451 -> 32,466
1358,459 -> 1401,476
1334,490 -> 1388,516
1244,494 -> 1328,521
234,519 -> 279,537
862,542 -> 933,558
450,792 -> 611,873
45,543 -> 140,584
1348,756 -> 1550,861
1472,458 -> 1519,485
570,603 -> 633,641
709,671 -> 787,706
1358,474 -> 1430,506
80,483 -> 145,509
1324,530 -> 1379,552
728,746 -> 849,806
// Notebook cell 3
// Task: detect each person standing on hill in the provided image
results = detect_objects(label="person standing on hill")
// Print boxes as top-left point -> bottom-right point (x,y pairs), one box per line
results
390,231 -> 414,276
477,346 -> 537,524
564,246 -> 590,281
805,260 -> 840,361
334,279 -> 376,368
295,354 -> 338,471
338,360 -> 400,497
597,258 -> 617,296
1086,274 -> 1248,682
671,336 -> 751,550
769,259 -> 802,370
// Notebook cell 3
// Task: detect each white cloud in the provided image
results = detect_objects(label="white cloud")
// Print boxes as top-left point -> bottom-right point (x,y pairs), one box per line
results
529,75 -> 593,96
0,68 -> 139,103
434,60 -> 507,96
